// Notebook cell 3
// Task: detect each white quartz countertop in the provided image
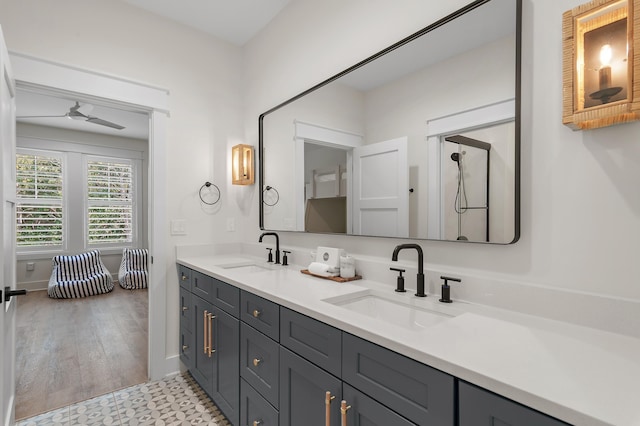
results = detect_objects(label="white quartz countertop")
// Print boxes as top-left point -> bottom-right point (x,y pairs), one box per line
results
176,253 -> 640,426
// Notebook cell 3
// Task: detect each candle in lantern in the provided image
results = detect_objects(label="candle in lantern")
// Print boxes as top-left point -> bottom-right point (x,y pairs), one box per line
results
598,44 -> 612,90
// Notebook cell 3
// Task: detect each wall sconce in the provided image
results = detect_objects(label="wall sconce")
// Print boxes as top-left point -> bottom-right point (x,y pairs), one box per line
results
231,144 -> 254,185
563,0 -> 640,130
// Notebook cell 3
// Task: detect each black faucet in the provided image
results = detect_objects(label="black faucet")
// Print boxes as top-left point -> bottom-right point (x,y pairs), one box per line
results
259,232 -> 280,264
391,243 -> 426,297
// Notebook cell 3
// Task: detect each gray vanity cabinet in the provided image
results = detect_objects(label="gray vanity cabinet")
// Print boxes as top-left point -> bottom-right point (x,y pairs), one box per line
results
279,346 -> 342,426
191,295 -> 215,395
210,306 -> 240,426
458,382 -> 570,426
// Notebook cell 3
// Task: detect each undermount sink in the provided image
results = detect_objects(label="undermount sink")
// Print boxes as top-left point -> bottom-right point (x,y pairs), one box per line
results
217,260 -> 277,272
323,289 -> 460,330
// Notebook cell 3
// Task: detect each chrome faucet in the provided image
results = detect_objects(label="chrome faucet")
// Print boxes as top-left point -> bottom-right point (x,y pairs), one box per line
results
391,243 -> 426,297
259,232 -> 280,264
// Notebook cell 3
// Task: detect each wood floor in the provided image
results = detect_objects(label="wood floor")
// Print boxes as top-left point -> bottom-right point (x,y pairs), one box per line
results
14,284 -> 148,420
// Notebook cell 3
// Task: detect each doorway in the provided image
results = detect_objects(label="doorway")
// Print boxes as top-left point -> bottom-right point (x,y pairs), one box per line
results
14,87 -> 150,419
7,52 -> 170,422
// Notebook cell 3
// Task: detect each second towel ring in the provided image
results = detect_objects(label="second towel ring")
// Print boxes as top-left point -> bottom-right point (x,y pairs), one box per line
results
263,185 -> 279,206
199,182 -> 221,205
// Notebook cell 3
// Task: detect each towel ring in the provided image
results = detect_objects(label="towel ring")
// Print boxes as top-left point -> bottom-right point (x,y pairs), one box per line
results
263,185 -> 279,206
199,182 -> 221,205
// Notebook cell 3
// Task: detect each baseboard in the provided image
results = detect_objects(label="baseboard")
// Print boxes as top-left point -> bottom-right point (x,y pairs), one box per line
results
17,281 -> 48,292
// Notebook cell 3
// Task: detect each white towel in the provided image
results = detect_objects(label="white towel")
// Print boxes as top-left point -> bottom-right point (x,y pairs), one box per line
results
308,262 -> 339,277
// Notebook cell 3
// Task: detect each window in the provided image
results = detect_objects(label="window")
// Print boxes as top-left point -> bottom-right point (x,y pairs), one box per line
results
15,151 -> 64,249
86,158 -> 134,246
16,144 -> 143,256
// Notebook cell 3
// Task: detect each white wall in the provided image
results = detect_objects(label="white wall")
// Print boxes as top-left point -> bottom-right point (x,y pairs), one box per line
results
0,0 -> 247,362
244,0 -> 640,315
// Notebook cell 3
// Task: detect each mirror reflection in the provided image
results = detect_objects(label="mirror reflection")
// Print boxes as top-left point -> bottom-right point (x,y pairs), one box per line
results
260,0 -> 520,244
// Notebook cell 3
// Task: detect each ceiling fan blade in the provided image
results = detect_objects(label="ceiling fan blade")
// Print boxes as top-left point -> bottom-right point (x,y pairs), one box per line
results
85,116 -> 125,130
16,114 -> 67,119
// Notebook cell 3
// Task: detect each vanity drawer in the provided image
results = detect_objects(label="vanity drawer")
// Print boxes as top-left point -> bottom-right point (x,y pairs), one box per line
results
280,307 -> 341,377
241,291 -> 279,341
240,322 -> 280,408
192,271 -> 240,317
179,325 -> 194,371
211,277 -> 240,317
241,379 -> 279,426
178,264 -> 191,291
179,287 -> 192,332
342,333 -> 454,425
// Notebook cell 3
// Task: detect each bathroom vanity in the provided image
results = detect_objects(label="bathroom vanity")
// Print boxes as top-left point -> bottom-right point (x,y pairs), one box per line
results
175,247 -> 640,426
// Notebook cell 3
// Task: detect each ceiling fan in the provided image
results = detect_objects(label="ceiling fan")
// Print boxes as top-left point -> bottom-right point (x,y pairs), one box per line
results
17,101 -> 126,130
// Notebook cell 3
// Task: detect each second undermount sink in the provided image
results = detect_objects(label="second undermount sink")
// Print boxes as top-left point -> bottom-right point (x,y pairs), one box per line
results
322,289 -> 460,330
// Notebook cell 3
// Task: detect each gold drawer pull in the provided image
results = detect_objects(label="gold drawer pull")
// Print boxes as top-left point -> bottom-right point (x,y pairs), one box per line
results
252,309 -> 261,318
203,310 -> 209,355
325,391 -> 336,426
340,400 -> 351,426
181,274 -> 187,281
182,306 -> 188,311
252,358 -> 261,367
182,345 -> 188,351
207,312 -> 216,357
252,420 -> 262,426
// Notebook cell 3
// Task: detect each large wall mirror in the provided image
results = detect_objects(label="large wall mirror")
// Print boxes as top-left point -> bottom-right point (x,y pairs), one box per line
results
259,0 -> 521,244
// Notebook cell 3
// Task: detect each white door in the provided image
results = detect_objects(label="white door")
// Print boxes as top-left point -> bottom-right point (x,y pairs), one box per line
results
0,26 -> 17,426
352,137 -> 409,237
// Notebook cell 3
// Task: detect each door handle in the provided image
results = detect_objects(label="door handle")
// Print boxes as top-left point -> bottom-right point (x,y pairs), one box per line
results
207,312 -> 216,357
3,287 -> 27,303
325,391 -> 336,426
340,400 -> 351,426
203,310 -> 209,355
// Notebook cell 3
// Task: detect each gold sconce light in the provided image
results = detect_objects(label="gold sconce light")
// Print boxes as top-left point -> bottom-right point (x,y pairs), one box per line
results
231,144 -> 254,185
563,0 -> 640,130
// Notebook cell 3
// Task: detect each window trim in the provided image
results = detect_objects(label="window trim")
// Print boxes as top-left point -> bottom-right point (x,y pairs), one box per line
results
83,155 -> 141,250
15,148 -> 68,255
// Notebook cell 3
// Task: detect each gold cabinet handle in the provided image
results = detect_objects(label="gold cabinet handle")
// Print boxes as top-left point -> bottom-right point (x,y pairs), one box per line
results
181,274 -> 187,281
325,391 -> 336,426
252,309 -> 261,318
252,421 -> 262,426
182,306 -> 188,312
252,358 -> 261,367
207,312 -> 216,357
203,310 -> 209,355
182,345 -> 188,351
340,400 -> 351,426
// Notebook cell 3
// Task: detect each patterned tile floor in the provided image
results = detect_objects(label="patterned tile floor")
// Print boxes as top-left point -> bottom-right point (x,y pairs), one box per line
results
17,372 -> 230,426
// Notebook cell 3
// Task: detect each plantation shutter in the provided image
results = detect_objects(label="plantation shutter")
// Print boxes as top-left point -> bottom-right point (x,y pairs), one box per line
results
87,160 -> 133,244
16,152 -> 64,247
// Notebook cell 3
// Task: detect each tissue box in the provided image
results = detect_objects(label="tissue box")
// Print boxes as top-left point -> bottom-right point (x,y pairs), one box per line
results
315,246 -> 344,269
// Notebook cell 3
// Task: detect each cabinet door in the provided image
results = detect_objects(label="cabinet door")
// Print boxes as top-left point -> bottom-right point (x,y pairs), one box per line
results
280,346 -> 341,426
240,379 -> 279,426
459,382 -> 570,426
342,384 -> 417,426
211,306 -> 240,426
192,296 -> 214,396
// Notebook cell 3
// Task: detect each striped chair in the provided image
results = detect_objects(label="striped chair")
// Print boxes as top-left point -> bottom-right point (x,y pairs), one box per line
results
48,250 -> 114,299
118,248 -> 149,290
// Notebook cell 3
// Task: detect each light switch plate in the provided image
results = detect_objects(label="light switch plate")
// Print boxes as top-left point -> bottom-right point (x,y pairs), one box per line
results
170,219 -> 187,235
